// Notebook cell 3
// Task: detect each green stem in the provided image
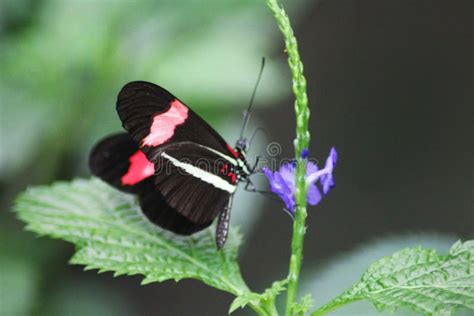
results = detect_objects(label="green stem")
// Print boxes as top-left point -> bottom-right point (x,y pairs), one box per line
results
265,1 -> 310,315
263,299 -> 280,316
250,302 -> 271,316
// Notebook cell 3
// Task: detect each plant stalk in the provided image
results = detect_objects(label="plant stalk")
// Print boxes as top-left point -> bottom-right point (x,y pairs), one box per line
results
265,0 -> 311,315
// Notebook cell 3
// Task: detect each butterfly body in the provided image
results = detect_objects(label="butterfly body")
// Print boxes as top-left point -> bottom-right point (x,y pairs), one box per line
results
90,81 -> 251,248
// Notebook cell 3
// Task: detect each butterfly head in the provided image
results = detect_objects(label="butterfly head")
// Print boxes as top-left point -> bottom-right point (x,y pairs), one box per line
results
233,138 -> 252,180
235,138 -> 249,154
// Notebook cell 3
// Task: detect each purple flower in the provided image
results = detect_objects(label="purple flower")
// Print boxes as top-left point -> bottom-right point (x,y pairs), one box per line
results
262,147 -> 337,216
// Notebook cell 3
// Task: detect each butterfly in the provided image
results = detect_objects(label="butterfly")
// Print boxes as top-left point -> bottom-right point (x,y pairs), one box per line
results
89,61 -> 265,249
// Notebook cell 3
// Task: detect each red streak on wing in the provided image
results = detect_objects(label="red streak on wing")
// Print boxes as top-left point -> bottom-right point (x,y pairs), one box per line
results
226,144 -> 239,158
228,172 -> 237,184
121,150 -> 155,185
220,163 -> 228,174
141,99 -> 189,147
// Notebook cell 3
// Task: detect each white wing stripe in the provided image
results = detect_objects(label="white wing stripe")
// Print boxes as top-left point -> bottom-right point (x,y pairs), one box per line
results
161,152 -> 236,193
196,144 -> 237,165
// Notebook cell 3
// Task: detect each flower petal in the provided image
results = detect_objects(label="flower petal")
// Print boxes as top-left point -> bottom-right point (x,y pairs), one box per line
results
329,147 -> 338,166
305,161 -> 319,177
263,166 -> 295,212
320,173 -> 335,194
279,163 -> 295,187
282,196 -> 295,213
320,147 -> 337,194
274,172 -> 293,195
262,167 -> 277,191
325,147 -> 337,171
262,167 -> 274,182
262,147 -> 337,215
307,183 -> 322,206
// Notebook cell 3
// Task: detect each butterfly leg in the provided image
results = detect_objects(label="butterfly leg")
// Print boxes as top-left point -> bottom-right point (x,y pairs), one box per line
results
245,177 -> 271,194
216,195 -> 233,250
250,155 -> 262,173
244,178 -> 284,204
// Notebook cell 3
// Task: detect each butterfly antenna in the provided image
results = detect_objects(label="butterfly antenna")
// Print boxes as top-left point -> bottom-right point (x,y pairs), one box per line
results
239,57 -> 266,140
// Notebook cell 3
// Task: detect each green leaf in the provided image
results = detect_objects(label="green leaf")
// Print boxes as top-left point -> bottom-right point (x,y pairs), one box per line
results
229,279 -> 287,314
14,178 -> 249,296
293,294 -> 314,315
230,293 -> 261,314
312,241 -> 474,315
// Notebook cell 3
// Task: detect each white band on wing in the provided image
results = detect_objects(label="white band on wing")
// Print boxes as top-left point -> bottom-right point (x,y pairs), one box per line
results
195,144 -> 250,175
161,152 -> 237,193
196,144 -> 238,165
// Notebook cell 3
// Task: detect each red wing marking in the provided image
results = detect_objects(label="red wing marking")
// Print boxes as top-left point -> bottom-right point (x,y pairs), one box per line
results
220,164 -> 228,174
226,144 -> 239,158
228,172 -> 237,184
219,163 -> 237,184
121,150 -> 155,185
141,99 -> 189,147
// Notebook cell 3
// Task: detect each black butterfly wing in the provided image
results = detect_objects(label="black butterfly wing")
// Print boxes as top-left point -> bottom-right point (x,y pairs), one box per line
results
152,141 -> 238,224
91,82 -> 241,242
116,81 -> 239,161
89,133 -> 152,194
89,133 -> 211,235
139,189 -> 212,235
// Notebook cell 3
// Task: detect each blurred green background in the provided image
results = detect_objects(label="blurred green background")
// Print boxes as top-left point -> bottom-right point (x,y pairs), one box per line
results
0,0 -> 472,315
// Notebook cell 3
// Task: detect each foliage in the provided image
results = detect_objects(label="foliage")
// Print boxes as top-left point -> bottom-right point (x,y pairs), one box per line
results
14,178 -> 248,294
311,241 -> 474,315
14,178 -> 474,315
293,294 -> 314,315
230,280 -> 288,314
